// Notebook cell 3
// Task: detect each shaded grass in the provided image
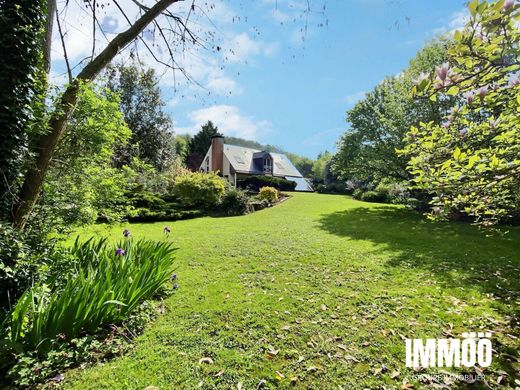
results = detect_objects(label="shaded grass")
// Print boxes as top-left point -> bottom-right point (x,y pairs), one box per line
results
63,193 -> 519,389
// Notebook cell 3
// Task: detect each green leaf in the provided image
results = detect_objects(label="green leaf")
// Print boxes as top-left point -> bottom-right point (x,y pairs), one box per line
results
446,86 -> 460,95
453,147 -> 461,160
454,30 -> 462,42
468,0 -> 478,16
466,155 -> 479,169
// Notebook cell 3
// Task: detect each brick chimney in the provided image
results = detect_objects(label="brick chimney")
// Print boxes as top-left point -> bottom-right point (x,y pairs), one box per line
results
211,135 -> 224,173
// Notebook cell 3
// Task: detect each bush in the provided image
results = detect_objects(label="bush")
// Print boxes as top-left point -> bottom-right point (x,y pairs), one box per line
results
0,238 -> 176,353
352,188 -> 363,200
172,172 -> 226,208
315,182 -> 349,194
238,175 -> 297,192
122,189 -> 203,222
374,183 -> 390,203
258,186 -> 279,203
0,222 -> 67,312
360,190 -> 386,203
217,189 -> 251,216
128,208 -> 203,222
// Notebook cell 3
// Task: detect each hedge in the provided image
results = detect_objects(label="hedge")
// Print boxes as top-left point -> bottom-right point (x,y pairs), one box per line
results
237,175 -> 296,192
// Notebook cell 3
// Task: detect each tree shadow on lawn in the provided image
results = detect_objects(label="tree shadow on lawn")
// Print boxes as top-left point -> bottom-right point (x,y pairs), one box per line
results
318,206 -> 520,317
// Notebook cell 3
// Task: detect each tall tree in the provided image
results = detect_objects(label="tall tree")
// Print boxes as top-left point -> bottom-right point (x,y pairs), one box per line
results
311,151 -> 335,184
332,39 -> 453,183
107,61 -> 175,172
185,121 -> 221,170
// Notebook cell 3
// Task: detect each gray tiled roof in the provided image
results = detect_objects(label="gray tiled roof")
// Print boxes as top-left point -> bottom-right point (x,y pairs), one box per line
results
223,144 -> 303,178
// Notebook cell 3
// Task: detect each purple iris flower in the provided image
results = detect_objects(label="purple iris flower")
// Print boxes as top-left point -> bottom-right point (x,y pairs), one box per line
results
164,226 -> 171,234
173,283 -> 179,289
171,273 -> 177,281
123,229 -> 131,238
115,248 -> 125,256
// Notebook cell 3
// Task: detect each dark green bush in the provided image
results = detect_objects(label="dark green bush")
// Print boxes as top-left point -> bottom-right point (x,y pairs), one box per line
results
0,222 -> 66,312
315,182 -> 349,194
216,189 -> 251,216
352,188 -> 364,200
360,190 -> 387,203
238,175 -> 297,192
128,208 -> 203,222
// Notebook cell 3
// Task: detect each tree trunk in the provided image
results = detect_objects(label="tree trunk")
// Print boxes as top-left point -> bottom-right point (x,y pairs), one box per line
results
43,0 -> 56,73
12,0 -> 180,228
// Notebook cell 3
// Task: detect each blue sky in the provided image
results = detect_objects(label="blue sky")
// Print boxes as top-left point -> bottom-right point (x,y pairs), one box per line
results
51,0 -> 469,159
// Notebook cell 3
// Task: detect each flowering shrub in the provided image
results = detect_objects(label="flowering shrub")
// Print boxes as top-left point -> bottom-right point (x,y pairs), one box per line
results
258,186 -> 279,203
400,0 -> 520,226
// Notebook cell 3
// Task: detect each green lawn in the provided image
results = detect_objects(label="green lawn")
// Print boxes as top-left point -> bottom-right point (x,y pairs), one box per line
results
64,193 -> 519,389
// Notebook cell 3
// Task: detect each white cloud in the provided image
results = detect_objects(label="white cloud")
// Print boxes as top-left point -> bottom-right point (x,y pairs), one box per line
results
225,32 -> 280,63
344,91 -> 366,106
176,105 -> 272,140
206,77 -> 243,96
434,9 -> 469,35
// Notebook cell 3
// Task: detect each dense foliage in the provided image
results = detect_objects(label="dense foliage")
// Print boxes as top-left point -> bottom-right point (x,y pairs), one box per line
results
42,83 -> 133,225
0,222 -> 63,311
172,171 -> 227,208
332,39 -> 453,183
400,0 -> 520,226
216,189 -> 252,216
107,62 -> 177,172
0,0 -> 46,219
238,175 -> 297,192
258,186 -> 279,203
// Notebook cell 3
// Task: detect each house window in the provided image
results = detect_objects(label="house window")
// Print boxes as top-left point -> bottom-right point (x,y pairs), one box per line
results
205,156 -> 210,172
263,157 -> 272,173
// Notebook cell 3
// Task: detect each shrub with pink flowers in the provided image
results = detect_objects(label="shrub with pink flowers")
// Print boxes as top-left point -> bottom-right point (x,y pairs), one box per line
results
400,0 -> 520,226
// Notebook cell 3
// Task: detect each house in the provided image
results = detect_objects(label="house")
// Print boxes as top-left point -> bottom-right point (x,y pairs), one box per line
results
199,135 -> 313,191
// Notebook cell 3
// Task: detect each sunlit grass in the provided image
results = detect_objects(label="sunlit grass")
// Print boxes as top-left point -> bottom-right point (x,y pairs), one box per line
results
64,193 -> 520,389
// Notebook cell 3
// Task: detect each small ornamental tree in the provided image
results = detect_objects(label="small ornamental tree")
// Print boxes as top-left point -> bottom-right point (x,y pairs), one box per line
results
172,172 -> 226,208
399,0 -> 520,226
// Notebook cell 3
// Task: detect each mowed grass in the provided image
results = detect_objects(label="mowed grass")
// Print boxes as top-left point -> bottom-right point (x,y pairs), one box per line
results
64,193 -> 519,389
